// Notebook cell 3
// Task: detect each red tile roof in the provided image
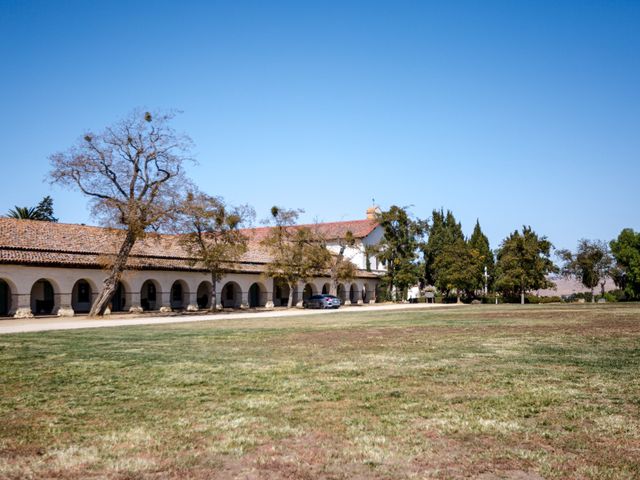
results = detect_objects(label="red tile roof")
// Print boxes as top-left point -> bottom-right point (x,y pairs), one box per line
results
0,218 -> 381,278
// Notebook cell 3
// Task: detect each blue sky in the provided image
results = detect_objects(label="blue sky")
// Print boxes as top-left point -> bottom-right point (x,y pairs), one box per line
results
1,0 -> 638,251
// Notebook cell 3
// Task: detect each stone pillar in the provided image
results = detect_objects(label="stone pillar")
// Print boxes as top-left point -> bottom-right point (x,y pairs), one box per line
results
240,290 -> 250,309
159,291 -> 172,313
128,292 -> 143,314
215,291 -> 222,311
186,291 -> 199,312
56,293 -> 75,317
13,292 -> 33,318
343,284 -> 352,306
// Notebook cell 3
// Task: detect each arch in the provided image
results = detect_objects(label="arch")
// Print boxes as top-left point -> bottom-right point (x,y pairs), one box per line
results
321,282 -> 330,295
349,284 -> 357,303
196,281 -> 212,309
140,279 -> 160,311
111,281 -> 128,312
303,283 -> 316,300
72,279 -> 95,314
0,278 -> 13,316
273,278 -> 290,307
30,278 -> 57,315
221,281 -> 242,308
337,284 -> 346,303
170,280 -> 189,309
248,282 -> 267,308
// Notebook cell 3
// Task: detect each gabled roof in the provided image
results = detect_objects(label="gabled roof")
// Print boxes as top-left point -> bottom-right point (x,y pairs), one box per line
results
0,217 -> 381,278
241,219 -> 379,243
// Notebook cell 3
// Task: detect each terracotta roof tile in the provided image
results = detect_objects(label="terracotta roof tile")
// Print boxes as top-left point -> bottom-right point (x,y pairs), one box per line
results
0,218 -> 380,279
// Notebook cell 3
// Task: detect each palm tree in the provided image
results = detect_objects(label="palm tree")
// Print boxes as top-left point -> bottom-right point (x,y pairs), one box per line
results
6,206 -> 41,220
5,196 -> 58,221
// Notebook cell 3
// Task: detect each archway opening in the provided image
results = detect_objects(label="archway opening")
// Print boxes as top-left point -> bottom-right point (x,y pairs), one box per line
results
248,282 -> 267,308
350,284 -> 357,303
31,279 -> 55,315
72,279 -> 93,314
337,284 -> 346,303
221,282 -> 242,308
197,281 -> 212,309
141,280 -> 159,311
273,278 -> 290,307
362,284 -> 370,303
303,283 -> 315,300
111,282 -> 127,312
322,283 -> 330,295
0,279 -> 11,316
170,280 -> 189,309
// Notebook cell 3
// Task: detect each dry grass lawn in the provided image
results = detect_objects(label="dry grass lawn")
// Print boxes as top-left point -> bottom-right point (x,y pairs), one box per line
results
0,304 -> 639,479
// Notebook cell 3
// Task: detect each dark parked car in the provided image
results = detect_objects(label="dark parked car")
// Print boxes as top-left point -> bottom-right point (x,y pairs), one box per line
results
303,294 -> 341,309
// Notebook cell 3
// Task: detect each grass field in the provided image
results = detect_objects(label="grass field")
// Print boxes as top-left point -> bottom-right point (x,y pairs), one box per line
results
1,304 -> 639,479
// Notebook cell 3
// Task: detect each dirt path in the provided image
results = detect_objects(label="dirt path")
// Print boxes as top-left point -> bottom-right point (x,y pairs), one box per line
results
0,302 -> 462,334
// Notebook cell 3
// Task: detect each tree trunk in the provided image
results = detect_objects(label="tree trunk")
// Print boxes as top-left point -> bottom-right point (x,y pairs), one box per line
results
89,229 -> 137,317
209,272 -> 217,312
600,281 -> 606,297
520,291 -> 525,305
287,282 -> 295,308
591,286 -> 595,303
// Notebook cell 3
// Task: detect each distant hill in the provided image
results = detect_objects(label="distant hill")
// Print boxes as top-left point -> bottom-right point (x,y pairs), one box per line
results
535,276 -> 617,297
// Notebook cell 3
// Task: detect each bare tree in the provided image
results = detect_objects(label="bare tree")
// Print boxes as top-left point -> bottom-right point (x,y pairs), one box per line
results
261,207 -> 331,307
316,228 -> 357,295
49,109 -> 193,316
176,190 -> 254,311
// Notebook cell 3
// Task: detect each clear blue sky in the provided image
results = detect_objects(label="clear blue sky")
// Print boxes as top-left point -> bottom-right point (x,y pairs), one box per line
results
1,0 -> 638,251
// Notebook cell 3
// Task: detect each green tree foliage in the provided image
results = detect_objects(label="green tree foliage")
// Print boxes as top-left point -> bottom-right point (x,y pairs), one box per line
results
6,195 -> 58,222
557,239 -> 613,301
177,190 -> 254,311
495,226 -> 557,304
468,219 -> 494,293
610,228 -> 640,299
261,206 -> 331,307
375,206 -> 426,301
423,209 -> 463,286
433,239 -> 482,302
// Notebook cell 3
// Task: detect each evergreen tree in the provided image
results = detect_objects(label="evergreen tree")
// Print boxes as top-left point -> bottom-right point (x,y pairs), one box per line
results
423,209 -> 464,286
433,238 -> 482,302
468,219 -> 494,293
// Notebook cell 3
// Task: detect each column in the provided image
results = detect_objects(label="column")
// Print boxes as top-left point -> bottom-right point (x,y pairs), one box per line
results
159,290 -> 172,313
56,292 -> 75,317
13,292 -> 33,318
186,291 -> 199,312
343,283 -> 352,306
240,290 -> 250,309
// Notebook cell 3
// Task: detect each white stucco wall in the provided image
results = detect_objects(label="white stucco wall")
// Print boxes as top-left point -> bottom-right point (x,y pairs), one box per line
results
0,264 -> 379,317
